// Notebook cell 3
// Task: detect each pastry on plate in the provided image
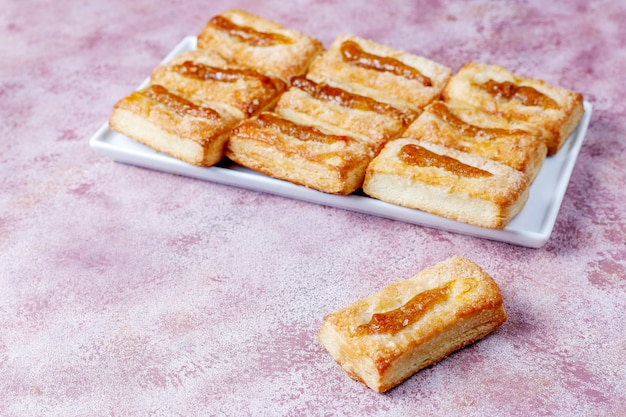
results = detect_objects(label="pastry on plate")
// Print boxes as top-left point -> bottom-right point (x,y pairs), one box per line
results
197,9 -> 324,81
275,75 -> 413,153
150,49 -> 286,120
306,34 -> 452,114
442,62 -> 584,155
318,256 -> 507,393
403,100 -> 547,181
362,138 -> 530,229
226,111 -> 376,195
109,84 -> 239,166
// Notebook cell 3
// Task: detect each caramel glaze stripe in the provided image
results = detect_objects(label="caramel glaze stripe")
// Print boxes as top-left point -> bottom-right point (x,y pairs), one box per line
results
172,60 -> 282,89
290,76 -> 414,126
399,143 -> 493,178
253,112 -> 354,145
355,280 -> 454,336
479,79 -> 559,109
143,84 -> 221,120
340,40 -> 432,87
209,15 -> 293,46
429,101 -> 526,139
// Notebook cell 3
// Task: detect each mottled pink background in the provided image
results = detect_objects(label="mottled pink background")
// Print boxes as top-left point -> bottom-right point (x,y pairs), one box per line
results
1,0 -> 625,416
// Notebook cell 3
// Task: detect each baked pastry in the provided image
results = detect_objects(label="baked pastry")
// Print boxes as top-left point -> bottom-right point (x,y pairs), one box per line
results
150,49 -> 286,120
226,111 -> 376,194
318,256 -> 507,393
403,100 -> 547,181
109,84 -> 239,166
306,34 -> 452,114
362,138 -> 530,228
197,9 -> 324,81
275,75 -> 413,153
442,62 -> 584,155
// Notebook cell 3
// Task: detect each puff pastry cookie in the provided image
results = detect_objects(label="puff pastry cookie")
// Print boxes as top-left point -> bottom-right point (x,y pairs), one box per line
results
150,49 -> 286,120
226,112 -> 376,195
404,100 -> 547,181
275,75 -> 413,153
362,138 -> 530,229
443,62 -> 584,155
109,84 -> 239,166
306,34 -> 452,114
197,9 -> 324,81
318,256 -> 507,393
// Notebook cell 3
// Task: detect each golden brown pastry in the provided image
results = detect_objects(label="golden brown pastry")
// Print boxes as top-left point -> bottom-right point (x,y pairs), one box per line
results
109,84 -> 239,166
442,62 -> 584,155
275,75 -> 414,153
362,138 -> 530,229
306,34 -> 452,114
226,111 -> 376,195
197,9 -> 324,81
403,100 -> 547,181
318,256 -> 507,393
150,49 -> 286,120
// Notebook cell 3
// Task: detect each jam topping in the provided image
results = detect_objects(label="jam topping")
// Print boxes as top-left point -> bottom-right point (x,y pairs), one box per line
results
399,144 -> 493,178
355,281 -> 454,336
143,84 -> 221,120
340,40 -> 432,86
290,76 -> 413,125
480,79 -> 558,108
254,112 -> 352,144
173,60 -> 276,86
210,15 -> 292,46
430,102 -> 515,139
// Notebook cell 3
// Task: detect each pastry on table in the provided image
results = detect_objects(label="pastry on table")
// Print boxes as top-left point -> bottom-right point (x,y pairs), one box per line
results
226,111 -> 377,195
442,62 -> 584,155
403,100 -> 547,181
275,75 -> 414,153
150,49 -> 286,120
109,84 -> 239,166
306,34 -> 452,114
197,9 -> 324,82
318,256 -> 507,393
362,138 -> 530,229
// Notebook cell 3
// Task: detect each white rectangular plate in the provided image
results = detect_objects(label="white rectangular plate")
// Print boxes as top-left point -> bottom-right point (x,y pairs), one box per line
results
90,36 -> 593,248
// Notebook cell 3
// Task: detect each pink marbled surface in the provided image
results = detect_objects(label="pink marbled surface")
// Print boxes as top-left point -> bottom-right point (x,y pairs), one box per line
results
1,0 -> 625,415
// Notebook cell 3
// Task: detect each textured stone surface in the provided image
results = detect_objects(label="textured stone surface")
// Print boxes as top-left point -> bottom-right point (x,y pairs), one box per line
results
1,0 -> 625,415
